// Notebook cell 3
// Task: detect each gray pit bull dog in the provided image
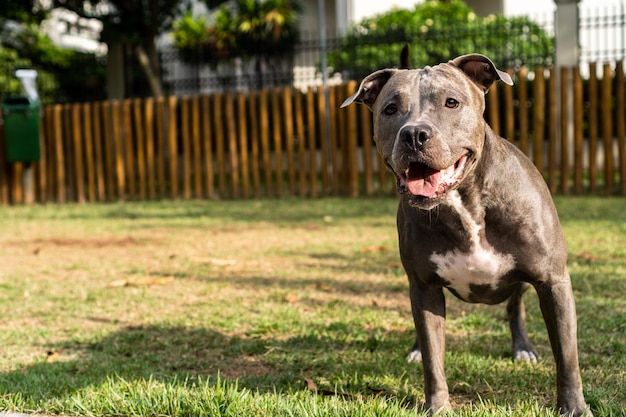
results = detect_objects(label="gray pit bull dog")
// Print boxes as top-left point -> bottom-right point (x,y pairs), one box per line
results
341,54 -> 591,416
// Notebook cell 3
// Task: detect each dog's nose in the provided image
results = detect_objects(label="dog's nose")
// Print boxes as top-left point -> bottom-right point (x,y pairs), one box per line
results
400,124 -> 433,149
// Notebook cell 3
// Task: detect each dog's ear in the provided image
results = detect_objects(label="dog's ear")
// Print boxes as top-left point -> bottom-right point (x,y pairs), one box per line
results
341,69 -> 400,110
400,44 -> 411,69
450,54 -> 513,93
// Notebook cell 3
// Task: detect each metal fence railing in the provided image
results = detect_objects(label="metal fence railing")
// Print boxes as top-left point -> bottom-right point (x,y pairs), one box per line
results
2,4 -> 623,102
159,3 -> 625,97
160,20 -> 556,96
579,2 -> 626,66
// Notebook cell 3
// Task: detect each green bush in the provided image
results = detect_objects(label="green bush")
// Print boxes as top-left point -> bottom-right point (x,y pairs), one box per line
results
171,0 -> 300,65
328,0 -> 554,77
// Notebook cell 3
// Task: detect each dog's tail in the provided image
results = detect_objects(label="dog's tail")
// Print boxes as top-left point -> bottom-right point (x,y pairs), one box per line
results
400,44 -> 410,69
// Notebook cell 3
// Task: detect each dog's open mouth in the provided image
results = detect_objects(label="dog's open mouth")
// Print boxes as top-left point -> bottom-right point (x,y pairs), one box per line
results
400,154 -> 469,198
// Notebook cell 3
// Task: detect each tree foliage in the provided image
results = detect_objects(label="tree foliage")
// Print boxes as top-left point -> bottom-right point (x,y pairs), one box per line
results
0,2 -> 102,103
0,0 -> 46,24
172,0 -> 300,65
52,0 -> 186,97
328,0 -> 554,78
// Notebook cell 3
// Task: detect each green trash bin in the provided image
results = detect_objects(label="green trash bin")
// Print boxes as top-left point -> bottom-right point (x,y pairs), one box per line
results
2,96 -> 41,162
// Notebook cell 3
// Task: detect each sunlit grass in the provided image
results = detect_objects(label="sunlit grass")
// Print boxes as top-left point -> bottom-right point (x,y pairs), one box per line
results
0,197 -> 624,416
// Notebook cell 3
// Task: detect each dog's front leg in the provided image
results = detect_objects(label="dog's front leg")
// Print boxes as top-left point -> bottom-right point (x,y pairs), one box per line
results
535,274 -> 592,417
410,281 -> 450,415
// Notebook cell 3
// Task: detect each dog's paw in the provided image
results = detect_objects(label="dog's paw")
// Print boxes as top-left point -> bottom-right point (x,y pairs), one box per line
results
514,349 -> 538,363
406,349 -> 422,363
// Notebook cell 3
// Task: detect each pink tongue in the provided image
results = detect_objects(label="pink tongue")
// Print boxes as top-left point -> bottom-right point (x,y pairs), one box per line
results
407,164 -> 444,197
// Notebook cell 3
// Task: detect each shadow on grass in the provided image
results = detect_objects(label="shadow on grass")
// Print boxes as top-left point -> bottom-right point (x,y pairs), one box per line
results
15,198 -> 401,226
3,305 -> 607,414
0,322 -> 421,408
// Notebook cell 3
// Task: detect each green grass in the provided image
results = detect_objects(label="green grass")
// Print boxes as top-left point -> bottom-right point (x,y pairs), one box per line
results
0,196 -> 624,416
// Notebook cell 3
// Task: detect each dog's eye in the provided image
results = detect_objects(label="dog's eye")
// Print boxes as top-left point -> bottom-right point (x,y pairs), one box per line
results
383,104 -> 397,115
445,98 -> 459,109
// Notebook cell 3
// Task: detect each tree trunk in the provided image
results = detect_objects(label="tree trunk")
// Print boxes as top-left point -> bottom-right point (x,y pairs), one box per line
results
135,42 -> 164,97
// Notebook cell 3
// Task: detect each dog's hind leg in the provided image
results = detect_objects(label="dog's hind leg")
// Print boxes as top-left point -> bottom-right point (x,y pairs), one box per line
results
507,282 -> 539,362
406,338 -> 422,363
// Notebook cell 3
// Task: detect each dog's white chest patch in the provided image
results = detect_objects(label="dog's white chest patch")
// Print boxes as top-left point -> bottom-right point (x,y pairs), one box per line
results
429,191 -> 515,300
430,246 -> 515,300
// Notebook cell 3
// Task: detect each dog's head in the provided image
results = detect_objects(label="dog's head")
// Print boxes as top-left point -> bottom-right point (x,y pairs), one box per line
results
341,54 -> 513,209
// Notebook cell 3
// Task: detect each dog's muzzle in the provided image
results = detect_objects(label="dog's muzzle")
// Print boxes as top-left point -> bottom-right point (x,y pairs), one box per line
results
399,154 -> 469,199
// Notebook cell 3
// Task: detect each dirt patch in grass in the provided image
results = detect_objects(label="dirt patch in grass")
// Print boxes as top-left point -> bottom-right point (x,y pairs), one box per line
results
27,236 -> 147,248
218,355 -> 276,379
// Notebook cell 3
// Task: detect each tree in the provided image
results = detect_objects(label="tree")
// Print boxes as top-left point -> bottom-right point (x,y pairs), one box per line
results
171,0 -> 301,89
171,5 -> 236,65
171,0 -> 300,82
0,0 -> 46,24
53,0 -> 185,97
328,0 -> 554,79
235,0 -> 300,58
0,1 -> 104,103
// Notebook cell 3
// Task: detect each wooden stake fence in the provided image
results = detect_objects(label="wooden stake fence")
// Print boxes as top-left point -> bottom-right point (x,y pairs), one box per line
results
0,62 -> 625,204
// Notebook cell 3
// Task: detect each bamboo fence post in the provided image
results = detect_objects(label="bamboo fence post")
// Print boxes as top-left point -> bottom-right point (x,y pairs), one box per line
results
247,90 -> 261,198
133,99 -> 146,200
259,89 -> 272,196
360,104 -> 374,195
548,68 -> 558,193
282,87 -> 296,196
53,105 -> 66,203
225,92 -> 239,198
111,100 -> 126,200
167,95 -> 178,199
518,67 -> 529,155
487,82 -> 499,135
504,69 -> 515,143
201,95 -> 215,198
328,85 -> 339,195
101,101 -> 115,200
317,85 -> 329,194
559,67 -> 570,194
588,63 -> 599,193
156,96 -> 167,198
616,61 -> 626,195
191,95 -> 202,198
0,124 -> 7,204
295,89 -> 307,198
144,97 -> 156,199
237,91 -> 250,198
122,99 -> 135,199
180,96 -> 191,199
573,68 -> 584,194
44,106 -> 55,202
306,87 -> 317,198
92,102 -> 105,201
533,67 -> 545,176
271,88 -> 283,196
81,103 -> 95,201
213,93 -> 227,197
345,81 -> 359,197
72,103 -> 85,203
601,63 -> 614,194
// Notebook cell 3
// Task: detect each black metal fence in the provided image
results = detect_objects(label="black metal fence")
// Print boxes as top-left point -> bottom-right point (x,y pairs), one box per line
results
5,3 -> 622,102
157,3 -> 625,97
159,17 -> 557,97
580,2 -> 626,64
